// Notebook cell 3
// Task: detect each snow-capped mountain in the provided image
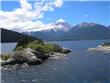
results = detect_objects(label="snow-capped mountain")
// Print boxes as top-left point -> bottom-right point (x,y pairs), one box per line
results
23,22 -> 110,41
41,19 -> 72,32
26,19 -> 72,40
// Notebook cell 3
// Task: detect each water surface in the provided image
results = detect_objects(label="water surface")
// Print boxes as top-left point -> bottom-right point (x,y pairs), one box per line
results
1,40 -> 110,83
1,43 -> 17,53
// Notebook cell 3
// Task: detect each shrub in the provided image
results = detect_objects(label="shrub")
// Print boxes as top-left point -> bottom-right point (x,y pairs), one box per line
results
25,41 -> 62,53
13,37 -> 44,50
102,42 -> 110,46
1,53 -> 11,61
44,43 -> 62,53
13,39 -> 62,54
13,46 -> 24,51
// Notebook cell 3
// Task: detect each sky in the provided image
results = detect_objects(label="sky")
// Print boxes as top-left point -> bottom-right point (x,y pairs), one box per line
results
0,0 -> 109,32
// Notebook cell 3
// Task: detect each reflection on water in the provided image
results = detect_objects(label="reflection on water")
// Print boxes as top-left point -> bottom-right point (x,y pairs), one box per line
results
1,40 -> 110,83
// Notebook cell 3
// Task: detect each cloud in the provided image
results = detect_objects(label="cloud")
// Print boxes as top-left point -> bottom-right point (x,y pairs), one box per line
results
54,0 -> 63,8
20,0 -> 32,10
0,0 -> 63,32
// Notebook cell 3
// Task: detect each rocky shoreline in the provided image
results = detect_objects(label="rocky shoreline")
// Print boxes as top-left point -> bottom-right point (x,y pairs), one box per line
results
88,45 -> 110,53
1,37 -> 71,69
1,47 -> 71,69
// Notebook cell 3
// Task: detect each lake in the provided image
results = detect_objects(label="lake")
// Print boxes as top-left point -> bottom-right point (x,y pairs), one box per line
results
1,43 -> 17,53
1,40 -> 110,83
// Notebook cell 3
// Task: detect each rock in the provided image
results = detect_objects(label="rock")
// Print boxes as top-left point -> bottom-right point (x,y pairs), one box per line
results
24,48 -> 35,53
24,48 -> 46,65
33,51 -> 49,60
24,48 -> 42,64
49,52 -> 67,59
24,48 -> 43,65
12,65 -> 18,69
61,47 -> 71,54
88,45 -> 110,53
1,59 -> 8,66
6,58 -> 17,65
1,47 -> 71,67
12,51 -> 27,64
24,48 -> 37,61
53,53 -> 66,56
27,58 -> 42,65
21,63 -> 30,68
1,48 -> 49,66
25,48 -> 49,60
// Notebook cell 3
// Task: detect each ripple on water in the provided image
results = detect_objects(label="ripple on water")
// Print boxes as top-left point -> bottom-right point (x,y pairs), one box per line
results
1,40 -> 110,83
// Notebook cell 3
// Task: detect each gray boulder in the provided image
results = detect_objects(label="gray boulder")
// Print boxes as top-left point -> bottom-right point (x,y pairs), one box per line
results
24,48 -> 43,65
61,47 -> 71,54
1,48 -> 42,65
6,57 -> 17,65
21,63 -> 30,68
27,58 -> 42,65
1,59 -> 8,66
25,48 -> 49,60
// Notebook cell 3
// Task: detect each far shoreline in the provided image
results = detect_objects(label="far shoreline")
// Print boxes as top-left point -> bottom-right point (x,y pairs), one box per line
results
1,39 -> 110,43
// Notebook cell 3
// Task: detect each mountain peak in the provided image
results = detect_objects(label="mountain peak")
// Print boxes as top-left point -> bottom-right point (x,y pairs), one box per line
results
56,18 -> 66,23
41,20 -> 72,32
79,22 -> 96,26
77,22 -> 105,28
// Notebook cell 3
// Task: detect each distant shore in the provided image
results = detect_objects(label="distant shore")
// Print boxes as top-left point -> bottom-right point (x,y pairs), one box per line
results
88,45 -> 110,53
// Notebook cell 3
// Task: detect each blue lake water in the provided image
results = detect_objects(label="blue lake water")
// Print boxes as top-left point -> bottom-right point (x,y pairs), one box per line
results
1,40 -> 110,83
1,43 -> 17,53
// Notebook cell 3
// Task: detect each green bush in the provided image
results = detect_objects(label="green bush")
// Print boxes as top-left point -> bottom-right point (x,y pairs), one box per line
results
13,46 -> 24,51
1,54 -> 11,61
44,43 -> 62,53
102,42 -> 110,46
14,39 -> 62,54
13,37 -> 43,50
26,41 -> 62,53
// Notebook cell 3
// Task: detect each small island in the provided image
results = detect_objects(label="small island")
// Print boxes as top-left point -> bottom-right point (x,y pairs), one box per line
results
1,37 -> 71,69
88,42 -> 110,53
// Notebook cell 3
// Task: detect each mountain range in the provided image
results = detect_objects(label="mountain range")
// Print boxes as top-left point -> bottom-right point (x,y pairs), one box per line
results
1,21 -> 110,43
64,22 -> 110,40
23,22 -> 110,41
25,20 -> 72,40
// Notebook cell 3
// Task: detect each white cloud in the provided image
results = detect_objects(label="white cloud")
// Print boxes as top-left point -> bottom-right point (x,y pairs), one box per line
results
54,0 -> 63,8
20,0 -> 32,10
0,0 -> 63,32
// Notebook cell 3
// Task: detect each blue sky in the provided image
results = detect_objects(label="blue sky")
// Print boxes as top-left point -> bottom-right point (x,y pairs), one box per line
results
0,0 -> 109,32
43,1 -> 109,26
1,0 -> 109,26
